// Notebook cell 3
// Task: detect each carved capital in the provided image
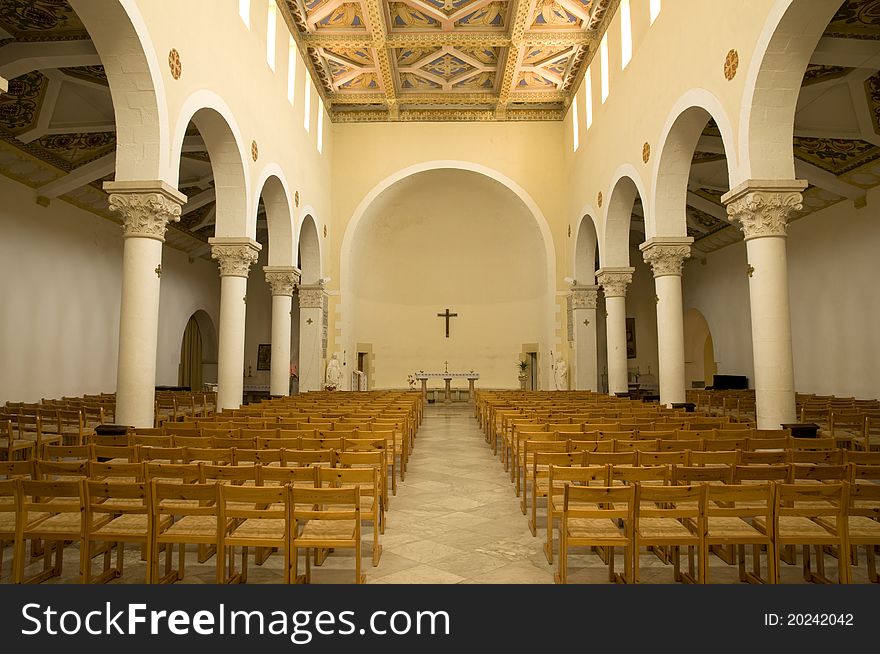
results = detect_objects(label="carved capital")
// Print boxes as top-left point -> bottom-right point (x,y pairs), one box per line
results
596,268 -> 634,299
722,180 -> 808,241
298,282 -> 326,309
208,237 -> 261,278
107,191 -> 183,242
264,266 -> 301,296
570,285 -> 599,310
639,238 -> 693,277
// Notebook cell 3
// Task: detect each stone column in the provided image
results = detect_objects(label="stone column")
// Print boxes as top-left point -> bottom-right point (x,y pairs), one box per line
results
105,182 -> 185,428
640,237 -> 693,407
209,237 -> 261,412
597,268 -> 634,396
298,282 -> 326,393
570,284 -> 600,391
723,180 -> 806,429
264,266 -> 301,397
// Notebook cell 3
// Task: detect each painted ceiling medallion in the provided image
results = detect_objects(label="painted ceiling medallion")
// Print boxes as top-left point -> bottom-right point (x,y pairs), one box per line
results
168,48 -> 182,80
642,142 -> 651,163
597,191 -> 603,207
251,140 -> 259,162
724,49 -> 739,81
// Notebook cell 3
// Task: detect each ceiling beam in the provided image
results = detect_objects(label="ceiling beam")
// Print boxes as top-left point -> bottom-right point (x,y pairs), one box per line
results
36,152 -> 116,199
362,0 -> 397,115
847,70 -> 880,147
794,159 -> 867,202
810,37 -> 880,69
0,75 -> 7,94
0,40 -> 100,79
495,0 -> 537,117
686,191 -> 730,222
16,73 -> 63,143
182,188 -> 216,214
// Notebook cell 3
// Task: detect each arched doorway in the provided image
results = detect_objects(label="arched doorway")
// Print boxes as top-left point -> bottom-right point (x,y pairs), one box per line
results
178,310 -> 218,391
683,308 -> 716,389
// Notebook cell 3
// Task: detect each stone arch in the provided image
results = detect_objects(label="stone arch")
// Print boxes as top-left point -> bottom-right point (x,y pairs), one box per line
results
650,89 -> 738,238
68,0 -> 167,181
737,0 -> 841,183
254,168 -> 295,267
171,92 -> 251,237
298,212 -> 322,285
601,166 -> 647,268
573,212 -> 600,284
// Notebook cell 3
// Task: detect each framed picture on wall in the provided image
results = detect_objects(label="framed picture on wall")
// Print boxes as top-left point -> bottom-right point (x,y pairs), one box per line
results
257,344 -> 271,370
626,318 -> 637,359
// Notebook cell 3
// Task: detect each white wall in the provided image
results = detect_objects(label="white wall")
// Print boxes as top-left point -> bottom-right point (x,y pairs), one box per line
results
0,175 -> 220,401
683,188 -> 880,399
243,243 -> 273,387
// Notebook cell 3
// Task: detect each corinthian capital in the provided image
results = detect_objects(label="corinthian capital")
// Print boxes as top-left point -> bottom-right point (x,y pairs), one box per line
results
721,179 -> 808,241
209,237 -> 261,277
639,237 -> 693,277
570,284 -> 599,309
596,267 -> 634,299
104,181 -> 187,242
298,281 -> 326,309
264,266 -> 301,296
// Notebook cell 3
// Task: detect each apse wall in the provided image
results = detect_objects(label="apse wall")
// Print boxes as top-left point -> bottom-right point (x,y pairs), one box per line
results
349,169 -> 547,389
683,186 -> 880,399
0,175 -> 219,402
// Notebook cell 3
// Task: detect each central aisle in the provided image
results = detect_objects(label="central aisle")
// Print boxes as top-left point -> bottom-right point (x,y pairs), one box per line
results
369,403 -> 554,584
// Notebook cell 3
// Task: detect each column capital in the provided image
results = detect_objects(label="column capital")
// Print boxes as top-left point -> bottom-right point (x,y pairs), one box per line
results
104,181 -> 187,242
263,266 -> 301,296
209,237 -> 262,277
596,267 -> 635,298
721,179 -> 808,241
570,284 -> 599,309
639,237 -> 693,277
298,281 -> 327,309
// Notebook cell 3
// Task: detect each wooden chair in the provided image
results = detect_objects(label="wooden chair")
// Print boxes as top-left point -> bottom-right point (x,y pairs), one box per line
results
556,484 -> 634,584
290,486 -> 363,584
633,483 -> 705,584
317,467 -> 382,566
1,420 -> 35,460
520,438 -> 567,511
218,484 -> 290,583
57,409 -> 90,446
337,450 -> 388,523
829,482 -> 880,583
15,479 -> 92,584
529,452 -> 584,537
0,479 -> 20,582
82,480 -> 159,583
543,464 -> 606,565
150,481 -> 224,584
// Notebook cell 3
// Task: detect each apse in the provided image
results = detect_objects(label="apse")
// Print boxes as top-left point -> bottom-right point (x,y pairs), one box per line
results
350,169 -> 548,389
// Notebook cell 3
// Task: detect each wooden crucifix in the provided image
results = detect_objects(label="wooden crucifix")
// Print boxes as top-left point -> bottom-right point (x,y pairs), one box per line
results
437,308 -> 458,338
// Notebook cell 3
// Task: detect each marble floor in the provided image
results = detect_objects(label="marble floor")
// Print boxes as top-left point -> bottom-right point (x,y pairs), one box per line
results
2,403 -> 866,584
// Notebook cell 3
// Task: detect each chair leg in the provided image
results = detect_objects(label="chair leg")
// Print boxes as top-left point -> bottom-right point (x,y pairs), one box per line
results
867,545 -> 878,583
555,529 -> 567,584
544,513 -> 554,565
79,538 -> 91,584
767,541 -> 778,584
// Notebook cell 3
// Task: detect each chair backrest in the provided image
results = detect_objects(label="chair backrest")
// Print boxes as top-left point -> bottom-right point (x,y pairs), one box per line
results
705,482 -> 773,522
131,434 -> 173,448
138,446 -> 186,463
638,450 -> 687,466
732,463 -> 790,483
92,444 -> 138,462
0,479 -> 18,533
635,483 -> 704,522
185,447 -> 234,465
703,438 -> 748,452
568,439 -> 614,453
151,481 -> 220,519
679,429 -> 715,441
687,450 -> 739,467
748,436 -> 789,451
658,439 -> 703,452
173,435 -> 213,448
845,451 -> 880,465
614,439 -> 659,453
233,448 -> 283,466
261,465 -> 317,486
673,464 -> 732,485
200,463 -> 260,485
86,480 -> 150,520
88,460 -> 145,481
35,459 -> 88,480
564,484 -> 634,521
549,464 -> 607,491
336,450 -> 385,471
774,482 -> 846,521
739,450 -> 787,465
849,463 -> 880,483
610,464 -> 671,485
0,460 -> 34,480
638,430 -> 677,440
586,451 -> 638,466
218,484 -> 288,523
20,479 -> 85,521
790,463 -> 848,482
317,466 -> 379,499
42,444 -> 91,461
283,449 -> 336,467
145,462 -> 202,483
847,482 -> 880,518
789,436 -> 837,451
290,486 -> 360,522
301,437 -> 344,450
788,448 -> 844,465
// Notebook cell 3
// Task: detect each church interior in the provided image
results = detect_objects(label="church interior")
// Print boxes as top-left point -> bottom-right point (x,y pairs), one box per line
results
1,0 -> 879,585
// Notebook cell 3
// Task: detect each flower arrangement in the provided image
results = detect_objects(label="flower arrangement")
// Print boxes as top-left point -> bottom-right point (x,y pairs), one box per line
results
517,360 -> 528,373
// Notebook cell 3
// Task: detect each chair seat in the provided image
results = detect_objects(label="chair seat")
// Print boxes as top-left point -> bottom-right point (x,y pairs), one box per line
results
94,513 -> 172,536
163,515 -> 219,537
754,515 -> 833,538
815,515 -> 880,539
27,512 -> 102,534
299,519 -> 356,541
706,516 -> 764,539
567,517 -> 625,539
229,518 -> 286,540
637,517 -> 696,539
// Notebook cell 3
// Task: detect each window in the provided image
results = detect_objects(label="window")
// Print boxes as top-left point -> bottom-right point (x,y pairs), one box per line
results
572,96 -> 579,152
620,0 -> 632,68
650,0 -> 661,24
287,36 -> 297,104
600,33 -> 609,103
317,99 -> 325,154
303,76 -> 311,132
585,67 -> 593,129
266,2 -> 276,70
239,0 -> 250,27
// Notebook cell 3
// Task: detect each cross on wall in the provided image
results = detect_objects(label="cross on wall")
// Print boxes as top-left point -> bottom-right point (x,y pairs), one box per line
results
437,308 -> 458,338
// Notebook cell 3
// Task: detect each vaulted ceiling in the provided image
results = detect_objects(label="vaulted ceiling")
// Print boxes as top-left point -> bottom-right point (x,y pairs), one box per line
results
279,0 -> 615,122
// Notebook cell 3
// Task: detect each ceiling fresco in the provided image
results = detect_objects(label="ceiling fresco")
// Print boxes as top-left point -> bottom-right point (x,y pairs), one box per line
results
279,0 -> 615,122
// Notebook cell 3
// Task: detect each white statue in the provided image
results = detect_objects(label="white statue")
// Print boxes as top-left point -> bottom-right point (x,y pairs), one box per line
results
553,354 -> 568,391
325,353 -> 343,390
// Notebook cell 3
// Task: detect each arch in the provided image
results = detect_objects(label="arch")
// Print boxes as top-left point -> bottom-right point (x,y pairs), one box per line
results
737,0 -> 841,184
650,89 -> 738,238
171,91 -> 251,237
299,213 -> 322,285
177,309 -> 218,389
601,165 -> 648,268
573,212 -> 599,284
683,308 -> 715,388
253,167 -> 295,267
69,0 -> 168,181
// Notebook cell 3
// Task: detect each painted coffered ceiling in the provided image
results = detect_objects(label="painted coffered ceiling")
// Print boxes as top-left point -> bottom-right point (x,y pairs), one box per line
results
278,0 -> 616,122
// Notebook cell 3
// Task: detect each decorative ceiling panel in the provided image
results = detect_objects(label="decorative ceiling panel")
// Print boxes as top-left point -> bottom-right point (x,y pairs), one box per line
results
279,0 -> 616,121
823,0 -> 880,40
